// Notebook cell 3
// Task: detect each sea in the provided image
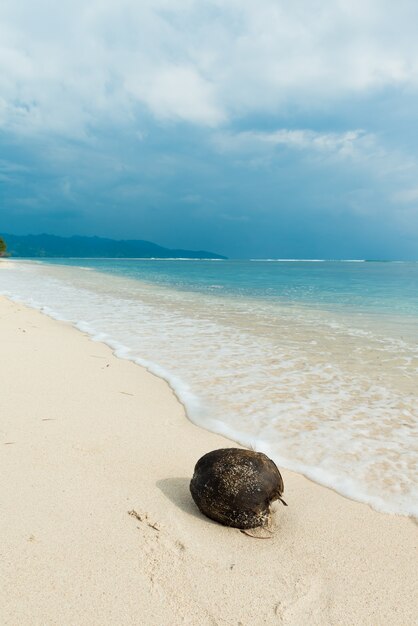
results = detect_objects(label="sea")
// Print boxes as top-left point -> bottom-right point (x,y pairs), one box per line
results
1,258 -> 417,517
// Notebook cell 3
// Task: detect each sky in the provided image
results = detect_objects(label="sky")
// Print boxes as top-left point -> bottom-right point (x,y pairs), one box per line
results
1,1 -> 418,258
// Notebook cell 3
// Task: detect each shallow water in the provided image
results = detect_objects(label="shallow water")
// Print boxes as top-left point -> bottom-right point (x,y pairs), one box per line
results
1,259 -> 417,516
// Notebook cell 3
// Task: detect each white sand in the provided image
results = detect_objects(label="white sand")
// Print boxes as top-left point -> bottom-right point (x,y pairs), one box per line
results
0,295 -> 417,625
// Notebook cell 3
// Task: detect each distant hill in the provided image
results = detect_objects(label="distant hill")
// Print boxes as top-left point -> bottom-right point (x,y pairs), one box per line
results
2,234 -> 227,260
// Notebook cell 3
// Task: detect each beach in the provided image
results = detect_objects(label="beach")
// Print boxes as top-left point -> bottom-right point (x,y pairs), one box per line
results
1,292 -> 417,625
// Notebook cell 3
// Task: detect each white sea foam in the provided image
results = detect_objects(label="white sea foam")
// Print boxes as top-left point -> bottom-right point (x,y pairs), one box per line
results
250,258 -> 366,262
1,260 -> 417,517
135,257 -> 225,261
250,258 -> 327,262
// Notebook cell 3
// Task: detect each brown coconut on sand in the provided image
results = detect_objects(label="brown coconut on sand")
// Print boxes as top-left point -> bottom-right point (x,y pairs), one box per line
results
190,448 -> 287,529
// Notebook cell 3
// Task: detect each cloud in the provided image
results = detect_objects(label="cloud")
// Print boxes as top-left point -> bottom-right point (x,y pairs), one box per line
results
0,157 -> 30,185
0,1 -> 418,259
1,0 -> 418,134
210,123 -> 418,237
213,124 -> 418,189
213,128 -> 373,158
126,65 -> 224,126
392,187 -> 418,204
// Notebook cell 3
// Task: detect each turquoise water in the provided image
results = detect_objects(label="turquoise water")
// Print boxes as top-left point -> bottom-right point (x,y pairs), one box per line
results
39,258 -> 418,315
1,258 -> 417,516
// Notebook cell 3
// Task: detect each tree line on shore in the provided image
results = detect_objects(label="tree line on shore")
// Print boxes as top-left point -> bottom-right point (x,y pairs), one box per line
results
0,236 -> 7,257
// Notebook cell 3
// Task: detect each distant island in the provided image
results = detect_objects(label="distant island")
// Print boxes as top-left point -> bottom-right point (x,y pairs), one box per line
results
2,234 -> 227,260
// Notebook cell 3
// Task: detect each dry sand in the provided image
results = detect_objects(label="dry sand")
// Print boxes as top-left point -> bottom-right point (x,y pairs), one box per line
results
0,294 -> 417,625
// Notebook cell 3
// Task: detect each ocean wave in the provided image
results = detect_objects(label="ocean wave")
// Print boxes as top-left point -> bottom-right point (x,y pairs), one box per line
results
1,259 -> 417,517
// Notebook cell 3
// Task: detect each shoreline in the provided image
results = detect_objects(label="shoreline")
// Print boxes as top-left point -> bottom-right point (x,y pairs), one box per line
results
2,258 -> 417,518
1,294 -> 417,624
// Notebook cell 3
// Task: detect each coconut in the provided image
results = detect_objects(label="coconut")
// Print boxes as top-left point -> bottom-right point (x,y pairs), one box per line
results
190,448 -> 287,529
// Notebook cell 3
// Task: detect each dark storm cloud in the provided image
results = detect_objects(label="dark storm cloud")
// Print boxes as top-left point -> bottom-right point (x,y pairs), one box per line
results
1,1 -> 418,258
